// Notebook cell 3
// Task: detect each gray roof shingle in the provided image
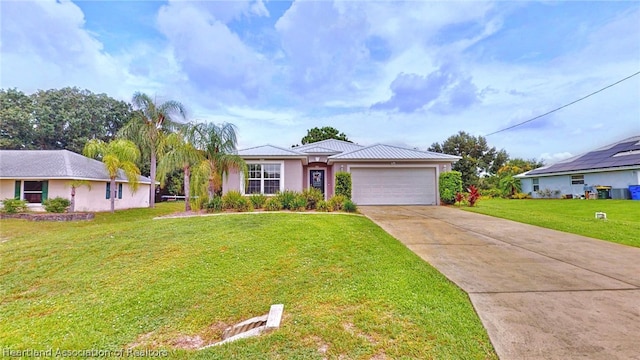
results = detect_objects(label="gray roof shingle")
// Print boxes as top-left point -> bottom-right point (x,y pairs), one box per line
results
0,150 -> 153,183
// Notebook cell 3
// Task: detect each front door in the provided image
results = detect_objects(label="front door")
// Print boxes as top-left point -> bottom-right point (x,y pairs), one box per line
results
310,169 -> 325,196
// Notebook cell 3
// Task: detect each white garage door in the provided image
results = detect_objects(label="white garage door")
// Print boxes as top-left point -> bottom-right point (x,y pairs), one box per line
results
351,167 -> 437,205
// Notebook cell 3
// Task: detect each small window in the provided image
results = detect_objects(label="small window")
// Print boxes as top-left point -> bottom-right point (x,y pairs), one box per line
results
23,181 -> 44,203
571,175 -> 584,185
532,178 -> 539,192
106,183 -> 123,199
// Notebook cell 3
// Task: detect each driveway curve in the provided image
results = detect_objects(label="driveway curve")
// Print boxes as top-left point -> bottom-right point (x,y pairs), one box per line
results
360,206 -> 640,360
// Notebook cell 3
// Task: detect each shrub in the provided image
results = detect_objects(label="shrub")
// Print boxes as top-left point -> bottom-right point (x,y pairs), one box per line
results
301,188 -> 324,209
343,199 -> 357,213
467,185 -> 480,207
511,192 -> 531,199
480,188 -> 503,198
316,200 -> 330,212
205,196 -> 223,212
292,195 -> 307,211
439,171 -> 463,204
335,172 -> 352,199
222,191 -> 253,212
264,197 -> 283,211
455,192 -> 465,206
249,194 -> 267,209
328,195 -> 346,211
1,198 -> 28,214
43,197 -> 71,213
275,190 -> 298,210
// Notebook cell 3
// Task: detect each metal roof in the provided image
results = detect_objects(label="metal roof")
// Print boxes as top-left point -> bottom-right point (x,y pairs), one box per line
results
525,136 -> 640,176
0,150 -> 153,183
237,144 -> 306,157
295,139 -> 364,153
328,144 -> 462,160
297,146 -> 340,154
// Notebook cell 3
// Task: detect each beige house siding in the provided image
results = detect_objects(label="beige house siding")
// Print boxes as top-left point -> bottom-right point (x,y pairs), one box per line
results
0,179 -> 150,212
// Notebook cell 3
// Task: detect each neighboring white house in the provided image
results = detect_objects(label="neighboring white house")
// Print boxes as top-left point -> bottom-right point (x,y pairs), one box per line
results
516,136 -> 640,199
223,139 -> 460,205
0,150 -> 153,212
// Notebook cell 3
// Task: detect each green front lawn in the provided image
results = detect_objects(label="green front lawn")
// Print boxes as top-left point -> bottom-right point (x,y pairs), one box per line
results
463,198 -> 640,248
0,204 -> 496,359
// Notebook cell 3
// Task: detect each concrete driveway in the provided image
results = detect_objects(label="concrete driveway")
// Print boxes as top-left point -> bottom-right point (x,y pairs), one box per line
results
360,206 -> 640,360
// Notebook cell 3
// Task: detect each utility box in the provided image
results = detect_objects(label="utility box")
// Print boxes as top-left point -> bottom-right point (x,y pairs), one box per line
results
611,188 -> 631,200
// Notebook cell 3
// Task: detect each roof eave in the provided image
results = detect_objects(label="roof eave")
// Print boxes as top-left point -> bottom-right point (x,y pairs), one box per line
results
516,165 -> 640,178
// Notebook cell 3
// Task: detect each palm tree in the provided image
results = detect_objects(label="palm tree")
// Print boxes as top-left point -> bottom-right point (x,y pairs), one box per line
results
83,139 -> 141,213
157,131 -> 202,212
120,92 -> 186,208
189,122 -> 246,200
67,180 -> 91,212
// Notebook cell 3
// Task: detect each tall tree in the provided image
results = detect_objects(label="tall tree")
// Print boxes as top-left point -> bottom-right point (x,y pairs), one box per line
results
157,131 -> 202,212
0,87 -> 132,152
83,139 -> 141,213
120,92 -> 186,208
299,126 -> 351,145
497,158 -> 545,196
429,131 -> 508,187
189,122 -> 246,200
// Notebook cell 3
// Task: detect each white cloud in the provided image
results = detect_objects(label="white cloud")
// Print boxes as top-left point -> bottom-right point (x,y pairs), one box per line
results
540,152 -> 573,164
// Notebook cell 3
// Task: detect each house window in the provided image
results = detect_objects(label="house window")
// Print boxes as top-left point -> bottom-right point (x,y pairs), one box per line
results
246,163 -> 281,195
105,183 -> 123,199
532,178 -> 539,192
23,181 -> 46,203
571,175 -> 584,185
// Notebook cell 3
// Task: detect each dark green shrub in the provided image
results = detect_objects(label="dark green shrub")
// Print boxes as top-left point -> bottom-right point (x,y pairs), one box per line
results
316,200 -> 330,212
222,191 -> 253,212
301,188 -> 323,209
335,172 -> 352,199
328,195 -> 346,211
264,197 -> 283,211
439,171 -> 463,204
205,196 -> 223,212
343,199 -> 357,213
1,198 -> 28,214
275,190 -> 298,210
292,195 -> 307,211
249,194 -> 267,209
43,197 -> 71,213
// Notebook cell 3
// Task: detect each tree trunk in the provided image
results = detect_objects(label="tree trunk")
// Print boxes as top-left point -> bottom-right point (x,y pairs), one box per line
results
208,177 -> 215,200
70,186 -> 76,213
184,166 -> 191,212
110,178 -> 116,213
149,150 -> 156,208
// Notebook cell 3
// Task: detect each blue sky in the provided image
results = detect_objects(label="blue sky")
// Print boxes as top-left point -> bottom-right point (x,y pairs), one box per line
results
1,0 -> 639,162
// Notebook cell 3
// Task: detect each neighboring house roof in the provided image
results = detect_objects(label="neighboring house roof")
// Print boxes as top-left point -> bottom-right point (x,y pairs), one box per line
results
237,144 -> 307,157
295,139 -> 364,153
519,135 -> 640,177
328,144 -> 462,161
0,150 -> 153,183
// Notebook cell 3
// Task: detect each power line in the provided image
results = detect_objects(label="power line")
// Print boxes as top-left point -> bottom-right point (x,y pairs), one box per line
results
485,70 -> 640,137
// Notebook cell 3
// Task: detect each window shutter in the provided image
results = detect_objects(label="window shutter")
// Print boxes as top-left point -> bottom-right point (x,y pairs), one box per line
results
118,184 -> 123,199
41,181 -> 48,203
106,182 -> 111,199
14,181 -> 20,199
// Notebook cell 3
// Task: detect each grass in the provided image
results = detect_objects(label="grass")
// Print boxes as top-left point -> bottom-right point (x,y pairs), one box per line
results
0,203 -> 497,359
462,198 -> 640,248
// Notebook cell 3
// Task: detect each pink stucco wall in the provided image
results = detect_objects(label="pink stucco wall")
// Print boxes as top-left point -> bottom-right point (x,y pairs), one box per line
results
0,179 -> 150,212
284,160 -> 303,192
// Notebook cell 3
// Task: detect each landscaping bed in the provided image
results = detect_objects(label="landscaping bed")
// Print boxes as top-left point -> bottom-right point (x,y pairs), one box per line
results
0,212 -> 94,221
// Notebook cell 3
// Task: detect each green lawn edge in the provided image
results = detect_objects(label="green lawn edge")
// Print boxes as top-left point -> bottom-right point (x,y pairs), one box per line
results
461,198 -> 640,248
